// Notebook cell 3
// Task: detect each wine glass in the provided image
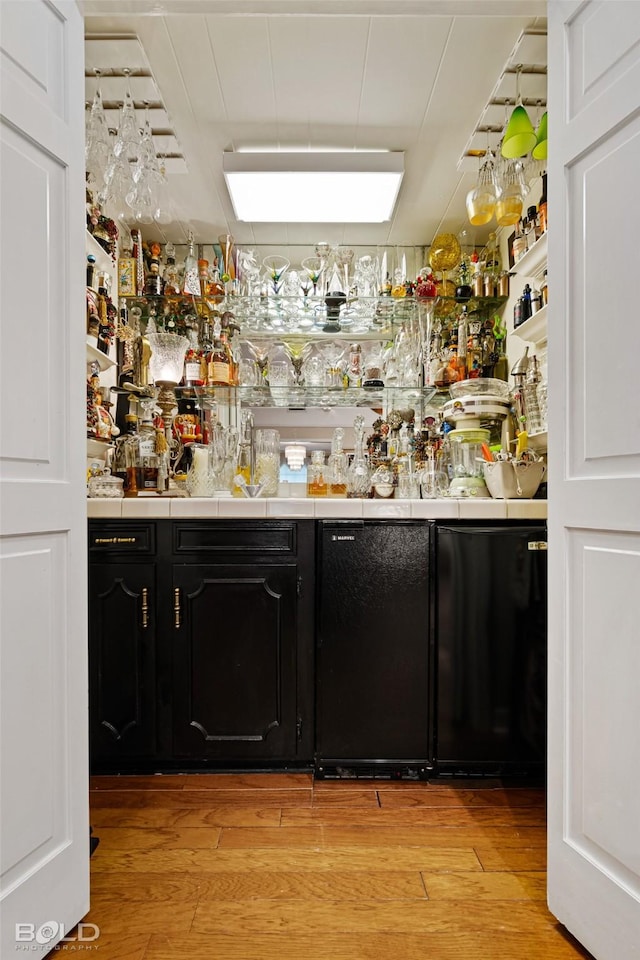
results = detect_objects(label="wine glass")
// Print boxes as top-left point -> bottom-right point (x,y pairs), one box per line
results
262,255 -> 290,294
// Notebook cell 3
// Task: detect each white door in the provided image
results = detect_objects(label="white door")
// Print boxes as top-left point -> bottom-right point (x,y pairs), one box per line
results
547,2 -> 640,957
0,0 -> 89,954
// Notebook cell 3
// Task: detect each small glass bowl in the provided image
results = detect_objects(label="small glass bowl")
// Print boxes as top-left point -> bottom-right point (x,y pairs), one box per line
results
449,377 -> 510,399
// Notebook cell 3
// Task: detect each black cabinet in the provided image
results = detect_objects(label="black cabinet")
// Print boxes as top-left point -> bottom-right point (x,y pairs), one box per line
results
434,522 -> 547,776
88,519 -> 314,772
170,562 -> 298,760
88,524 -> 158,765
316,521 -> 433,776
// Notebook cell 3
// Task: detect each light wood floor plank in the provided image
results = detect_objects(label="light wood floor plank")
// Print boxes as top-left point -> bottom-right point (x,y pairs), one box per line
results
181,772 -> 313,789
218,826 -> 324,848
89,788 -> 312,808
90,775 -> 187,791
142,929 -> 592,960
422,869 -> 547,900
89,873 -> 204,903
91,804 -> 281,828
84,900 -> 196,937
194,870 -> 427,901
311,788 -> 379,806
92,826 -> 221,850
90,808 -> 185,829
320,825 -> 547,848
57,933 -> 150,959
89,845 -> 483,874
217,824 -> 547,850
170,806 -> 282,827
190,898 -> 560,936
474,844 -> 548,871
281,804 -> 546,828
377,787 -> 545,808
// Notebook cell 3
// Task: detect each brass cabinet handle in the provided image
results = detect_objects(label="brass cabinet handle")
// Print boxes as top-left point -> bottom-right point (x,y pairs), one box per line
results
141,587 -> 149,629
174,588 -> 181,628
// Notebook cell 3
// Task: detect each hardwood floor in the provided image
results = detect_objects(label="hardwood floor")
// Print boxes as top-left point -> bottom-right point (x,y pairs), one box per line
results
62,774 -> 594,959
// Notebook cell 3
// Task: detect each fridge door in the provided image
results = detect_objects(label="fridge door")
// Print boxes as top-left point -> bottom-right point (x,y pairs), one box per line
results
435,523 -> 547,772
316,521 -> 432,769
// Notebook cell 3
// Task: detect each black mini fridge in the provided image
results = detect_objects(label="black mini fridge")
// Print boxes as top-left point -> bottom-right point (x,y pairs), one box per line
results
316,520 -> 432,777
435,523 -> 547,776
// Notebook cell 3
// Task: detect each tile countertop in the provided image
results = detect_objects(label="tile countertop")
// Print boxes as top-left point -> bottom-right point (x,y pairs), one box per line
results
87,497 -> 547,521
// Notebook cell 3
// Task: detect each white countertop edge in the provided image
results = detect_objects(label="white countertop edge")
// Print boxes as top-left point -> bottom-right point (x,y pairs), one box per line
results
88,497 -> 546,520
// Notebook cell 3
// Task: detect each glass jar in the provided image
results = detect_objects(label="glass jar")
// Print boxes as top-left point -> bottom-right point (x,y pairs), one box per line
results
254,428 -> 280,496
87,469 -> 124,499
307,450 -> 328,497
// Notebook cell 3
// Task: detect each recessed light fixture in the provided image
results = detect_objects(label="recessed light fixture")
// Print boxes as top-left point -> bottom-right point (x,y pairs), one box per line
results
222,151 -> 404,223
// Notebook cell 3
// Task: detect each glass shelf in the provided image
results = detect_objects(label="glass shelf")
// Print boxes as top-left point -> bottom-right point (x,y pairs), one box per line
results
112,383 -> 437,410
121,293 -> 507,337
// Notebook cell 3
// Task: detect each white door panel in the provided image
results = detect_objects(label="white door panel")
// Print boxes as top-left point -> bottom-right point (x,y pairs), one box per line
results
0,0 -> 89,955
548,2 -> 640,957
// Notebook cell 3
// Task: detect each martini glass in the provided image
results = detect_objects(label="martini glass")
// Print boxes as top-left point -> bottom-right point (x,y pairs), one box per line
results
244,339 -> 271,383
283,340 -> 313,386
301,256 -> 324,296
263,255 -> 290,294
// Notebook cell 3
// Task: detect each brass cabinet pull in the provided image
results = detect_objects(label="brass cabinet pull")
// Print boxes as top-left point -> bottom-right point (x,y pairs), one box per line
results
141,587 -> 149,629
174,588 -> 181,628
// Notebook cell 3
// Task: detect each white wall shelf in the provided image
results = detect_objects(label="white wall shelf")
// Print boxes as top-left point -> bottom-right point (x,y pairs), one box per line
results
513,304 -> 547,347
86,337 -> 117,371
512,231 -> 547,281
86,230 -> 115,272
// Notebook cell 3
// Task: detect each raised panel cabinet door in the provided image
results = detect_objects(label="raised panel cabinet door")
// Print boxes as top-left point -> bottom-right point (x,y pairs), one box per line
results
171,564 -> 298,761
88,564 -> 156,767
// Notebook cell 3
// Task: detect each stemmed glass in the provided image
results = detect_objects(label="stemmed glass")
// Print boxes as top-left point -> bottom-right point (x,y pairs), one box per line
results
263,255 -> 290,294
85,71 -> 112,192
244,339 -> 271,382
335,247 -> 354,296
301,256 -> 324,296
282,340 -> 313,386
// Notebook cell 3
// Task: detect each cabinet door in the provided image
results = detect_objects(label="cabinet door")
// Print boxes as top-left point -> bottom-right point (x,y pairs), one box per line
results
171,563 -> 298,760
89,563 -> 156,766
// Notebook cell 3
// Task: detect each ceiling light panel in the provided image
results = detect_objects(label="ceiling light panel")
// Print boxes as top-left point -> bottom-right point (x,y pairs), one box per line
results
223,152 -> 404,223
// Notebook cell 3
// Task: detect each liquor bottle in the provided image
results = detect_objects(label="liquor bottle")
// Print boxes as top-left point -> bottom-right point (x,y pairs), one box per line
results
328,427 -> 348,497
538,173 -> 548,234
182,232 -> 202,297
144,242 -> 163,295
112,414 -> 139,497
136,400 -> 160,493
512,220 -> 527,263
525,206 -> 539,248
87,254 -> 96,289
347,342 -> 362,387
540,269 -> 548,306
307,450 -> 328,497
183,330 -> 205,390
207,318 -> 232,387
162,242 -> 181,295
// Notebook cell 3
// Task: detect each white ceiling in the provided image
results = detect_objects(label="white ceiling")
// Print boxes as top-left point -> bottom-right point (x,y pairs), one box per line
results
83,0 -> 547,248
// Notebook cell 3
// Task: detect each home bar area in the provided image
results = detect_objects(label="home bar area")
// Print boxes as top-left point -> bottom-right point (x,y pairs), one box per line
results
84,18 -> 548,782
